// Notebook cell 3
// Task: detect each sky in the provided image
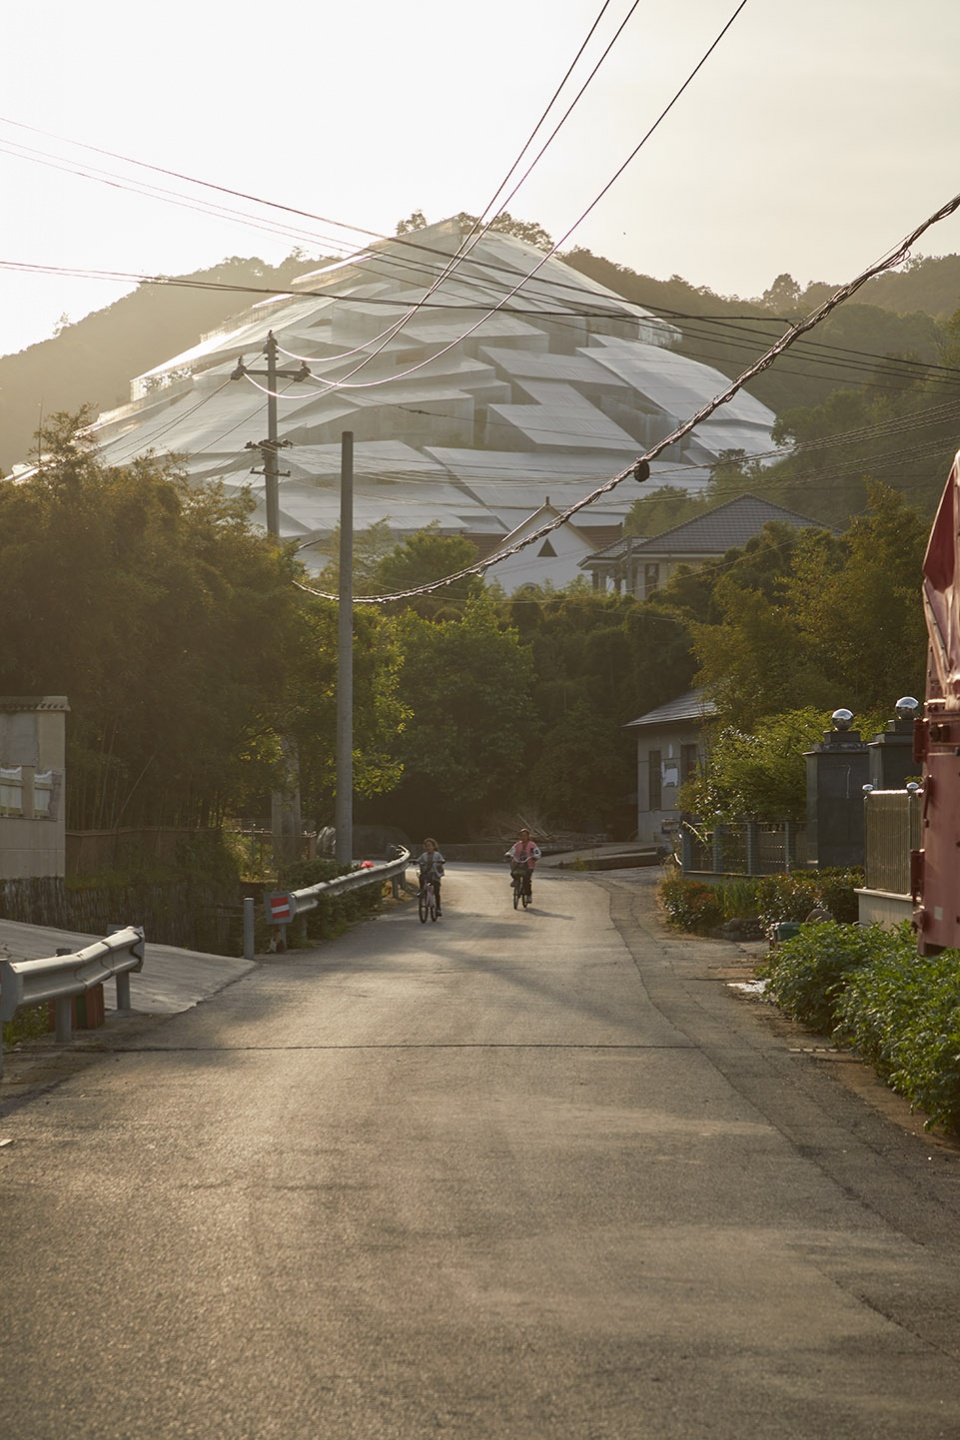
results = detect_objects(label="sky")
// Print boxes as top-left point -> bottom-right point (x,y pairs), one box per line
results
3,0 -> 960,360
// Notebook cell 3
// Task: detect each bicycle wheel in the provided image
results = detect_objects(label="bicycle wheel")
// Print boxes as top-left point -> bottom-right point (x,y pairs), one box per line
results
429,901 -> 438,922
418,888 -> 429,923
512,877 -> 521,909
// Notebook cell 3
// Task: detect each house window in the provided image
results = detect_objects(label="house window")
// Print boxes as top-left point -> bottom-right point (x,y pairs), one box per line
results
643,563 -> 660,599
681,743 -> 699,784
648,749 -> 662,811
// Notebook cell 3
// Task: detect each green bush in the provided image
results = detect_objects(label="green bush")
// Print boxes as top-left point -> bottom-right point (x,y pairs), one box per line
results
755,868 -> 862,929
2,1003 -> 50,1049
835,929 -> 960,1131
759,920 -> 887,1033
282,857 -> 384,943
659,867 -> 862,937
659,871 -> 723,934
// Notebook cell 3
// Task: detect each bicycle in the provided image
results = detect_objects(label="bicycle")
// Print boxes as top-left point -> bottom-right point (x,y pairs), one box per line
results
510,859 -> 533,909
418,871 -> 440,923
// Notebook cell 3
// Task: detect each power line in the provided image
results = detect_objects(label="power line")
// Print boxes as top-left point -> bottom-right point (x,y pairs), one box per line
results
295,183 -> 960,605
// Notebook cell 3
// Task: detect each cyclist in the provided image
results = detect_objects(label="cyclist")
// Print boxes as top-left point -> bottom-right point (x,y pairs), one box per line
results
505,827 -> 541,903
416,838 -> 446,916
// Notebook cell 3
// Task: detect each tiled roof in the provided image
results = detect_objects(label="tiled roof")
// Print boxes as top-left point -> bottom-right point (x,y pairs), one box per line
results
587,494 -> 829,564
626,688 -> 717,729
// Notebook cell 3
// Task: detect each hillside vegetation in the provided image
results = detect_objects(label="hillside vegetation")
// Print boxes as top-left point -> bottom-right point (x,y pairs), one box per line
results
0,253 -> 327,474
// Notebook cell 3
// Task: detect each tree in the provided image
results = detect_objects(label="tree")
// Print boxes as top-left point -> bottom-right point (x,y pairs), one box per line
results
454,212 -> 554,251
760,273 -> 802,311
688,524 -> 835,728
0,411 -> 407,831
786,482 -> 928,710
528,695 -> 627,831
311,520 -> 394,596
380,596 -> 538,835
368,524 -> 484,617
395,210 -> 427,234
624,485 -> 709,537
683,709 -> 829,821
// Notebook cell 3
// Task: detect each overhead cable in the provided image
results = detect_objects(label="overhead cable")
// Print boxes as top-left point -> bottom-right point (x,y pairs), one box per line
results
295,185 -> 960,604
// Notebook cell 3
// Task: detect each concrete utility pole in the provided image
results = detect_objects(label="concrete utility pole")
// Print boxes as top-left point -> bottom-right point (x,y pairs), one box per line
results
232,330 -> 310,538
231,331 -> 311,866
335,431 -> 354,867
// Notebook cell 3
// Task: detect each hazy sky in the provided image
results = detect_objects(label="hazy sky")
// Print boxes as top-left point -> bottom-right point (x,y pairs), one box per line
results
3,0 -> 960,359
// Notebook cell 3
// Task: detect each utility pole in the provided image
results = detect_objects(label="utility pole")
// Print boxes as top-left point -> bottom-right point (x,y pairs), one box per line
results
336,431 -> 354,867
231,330 -> 310,538
231,331 -> 311,868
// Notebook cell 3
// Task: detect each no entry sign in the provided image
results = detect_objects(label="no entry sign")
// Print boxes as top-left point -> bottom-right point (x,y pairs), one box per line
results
266,892 -> 297,925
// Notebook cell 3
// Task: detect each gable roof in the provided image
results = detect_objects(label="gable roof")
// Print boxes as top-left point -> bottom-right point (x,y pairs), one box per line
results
585,494 -> 830,566
626,688 -> 717,730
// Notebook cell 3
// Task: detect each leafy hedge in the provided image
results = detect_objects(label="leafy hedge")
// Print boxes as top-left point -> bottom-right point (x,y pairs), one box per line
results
764,921 -> 960,1133
658,867 -> 862,936
759,920 -> 882,1033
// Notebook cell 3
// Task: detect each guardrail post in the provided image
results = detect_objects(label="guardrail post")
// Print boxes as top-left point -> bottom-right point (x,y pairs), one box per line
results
53,949 -> 73,1042
243,897 -> 255,960
115,970 -> 132,1012
106,926 -> 131,1012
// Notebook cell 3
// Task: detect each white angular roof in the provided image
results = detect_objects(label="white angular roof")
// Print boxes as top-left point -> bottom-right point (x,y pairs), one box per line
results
70,218 -> 782,588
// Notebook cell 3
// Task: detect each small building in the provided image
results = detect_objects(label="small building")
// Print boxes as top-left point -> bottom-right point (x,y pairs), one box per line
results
477,501 -> 620,593
582,494 -> 829,599
626,689 -> 716,847
0,697 -> 69,880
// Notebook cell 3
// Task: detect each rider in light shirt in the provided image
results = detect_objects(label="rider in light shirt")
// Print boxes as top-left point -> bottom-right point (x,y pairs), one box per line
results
505,827 -> 541,901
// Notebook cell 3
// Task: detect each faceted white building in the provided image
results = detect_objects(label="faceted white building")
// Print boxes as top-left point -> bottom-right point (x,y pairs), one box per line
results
76,218 -> 782,592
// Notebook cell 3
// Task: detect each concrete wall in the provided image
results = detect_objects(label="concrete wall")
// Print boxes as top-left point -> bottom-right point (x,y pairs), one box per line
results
0,698 -> 68,881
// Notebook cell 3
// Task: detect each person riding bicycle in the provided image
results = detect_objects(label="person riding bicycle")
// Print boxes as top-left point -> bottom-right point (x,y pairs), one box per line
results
505,827 -> 541,902
416,838 -> 445,916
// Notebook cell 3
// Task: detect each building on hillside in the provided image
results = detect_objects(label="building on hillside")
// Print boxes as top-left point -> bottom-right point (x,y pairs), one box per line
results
581,494 -> 829,599
14,220 -> 786,594
625,689 -> 717,847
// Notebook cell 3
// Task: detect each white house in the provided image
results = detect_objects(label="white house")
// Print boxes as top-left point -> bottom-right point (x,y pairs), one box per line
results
626,689 -> 716,847
479,501 -> 620,593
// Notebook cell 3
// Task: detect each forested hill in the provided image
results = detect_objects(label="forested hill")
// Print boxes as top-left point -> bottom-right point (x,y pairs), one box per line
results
0,253 -> 327,474
562,249 -> 955,420
2,244 -> 959,475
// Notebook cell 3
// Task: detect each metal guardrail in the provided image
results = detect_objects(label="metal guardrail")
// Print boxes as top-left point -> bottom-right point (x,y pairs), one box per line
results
0,925 -> 145,1079
293,847 -> 411,915
258,848 -> 411,952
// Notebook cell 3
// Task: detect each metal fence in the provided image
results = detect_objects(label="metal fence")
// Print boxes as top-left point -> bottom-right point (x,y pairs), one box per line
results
863,789 -> 922,896
681,819 -> 808,876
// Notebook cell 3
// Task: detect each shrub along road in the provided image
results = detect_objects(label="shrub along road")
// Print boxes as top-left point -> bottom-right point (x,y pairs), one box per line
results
1,865 -> 960,1438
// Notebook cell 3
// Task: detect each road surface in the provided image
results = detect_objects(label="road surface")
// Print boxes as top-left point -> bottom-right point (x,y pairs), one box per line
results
2,864 -> 960,1438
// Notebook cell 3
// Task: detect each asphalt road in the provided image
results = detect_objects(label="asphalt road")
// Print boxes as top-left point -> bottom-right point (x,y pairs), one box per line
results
2,864 -> 960,1439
